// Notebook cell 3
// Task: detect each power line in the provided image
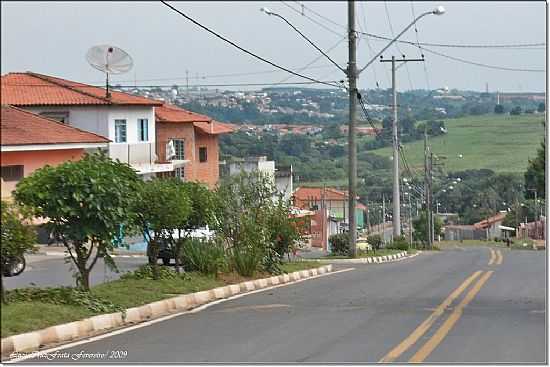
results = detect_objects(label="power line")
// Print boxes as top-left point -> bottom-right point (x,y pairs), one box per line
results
383,1 -> 414,91
280,1 -> 345,37
421,46 -> 545,73
159,1 -> 341,89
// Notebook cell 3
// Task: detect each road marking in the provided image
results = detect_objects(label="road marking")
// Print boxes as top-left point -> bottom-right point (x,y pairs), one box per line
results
488,248 -> 496,265
378,270 -> 482,363
409,271 -> 493,363
495,250 -> 503,265
5,267 -> 356,363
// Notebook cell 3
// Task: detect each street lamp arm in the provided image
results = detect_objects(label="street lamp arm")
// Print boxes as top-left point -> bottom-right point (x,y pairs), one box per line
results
265,10 -> 346,74
358,11 -> 433,75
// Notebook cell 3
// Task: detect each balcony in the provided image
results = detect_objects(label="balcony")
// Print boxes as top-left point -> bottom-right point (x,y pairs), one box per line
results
109,142 -> 188,175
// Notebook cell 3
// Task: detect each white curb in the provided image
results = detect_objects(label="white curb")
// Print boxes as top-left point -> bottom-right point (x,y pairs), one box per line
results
1,264 -> 332,357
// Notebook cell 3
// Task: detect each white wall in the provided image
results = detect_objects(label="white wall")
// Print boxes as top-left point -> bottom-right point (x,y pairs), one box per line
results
24,105 -> 155,144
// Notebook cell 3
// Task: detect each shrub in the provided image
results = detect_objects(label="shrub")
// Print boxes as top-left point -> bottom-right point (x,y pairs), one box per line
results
329,233 -> 351,256
180,238 -> 227,276
230,244 -> 264,277
367,234 -> 383,252
387,235 -> 409,251
120,264 -> 180,281
5,287 -> 122,314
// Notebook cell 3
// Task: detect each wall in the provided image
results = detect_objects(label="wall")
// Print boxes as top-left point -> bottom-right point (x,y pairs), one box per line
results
193,131 -> 220,188
1,149 -> 84,198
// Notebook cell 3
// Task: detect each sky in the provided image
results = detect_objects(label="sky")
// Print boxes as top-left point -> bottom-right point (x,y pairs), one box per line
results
1,1 -> 547,92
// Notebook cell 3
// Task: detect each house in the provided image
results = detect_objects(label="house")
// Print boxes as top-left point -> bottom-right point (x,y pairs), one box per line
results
293,186 -> 367,230
155,103 -> 233,187
1,72 -> 182,179
1,105 -> 109,199
473,212 -> 508,239
227,156 -> 294,201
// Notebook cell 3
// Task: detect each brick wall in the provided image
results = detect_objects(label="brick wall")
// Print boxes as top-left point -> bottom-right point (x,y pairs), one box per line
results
155,121 -> 220,188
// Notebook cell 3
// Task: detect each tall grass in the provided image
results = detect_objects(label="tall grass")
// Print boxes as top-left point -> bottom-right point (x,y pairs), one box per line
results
180,238 -> 227,276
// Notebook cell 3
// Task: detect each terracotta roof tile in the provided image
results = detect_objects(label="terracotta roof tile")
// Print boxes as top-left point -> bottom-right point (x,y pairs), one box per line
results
1,72 -> 162,106
156,103 -> 234,135
1,105 -> 110,146
293,187 -> 367,210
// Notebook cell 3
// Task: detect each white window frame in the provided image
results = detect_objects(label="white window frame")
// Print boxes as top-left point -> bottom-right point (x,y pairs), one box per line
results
115,119 -> 127,143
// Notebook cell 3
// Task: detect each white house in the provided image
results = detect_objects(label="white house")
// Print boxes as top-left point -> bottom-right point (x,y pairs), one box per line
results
1,72 -> 188,179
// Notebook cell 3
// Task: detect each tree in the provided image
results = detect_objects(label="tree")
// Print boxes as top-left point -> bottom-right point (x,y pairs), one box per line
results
1,201 -> 37,303
537,102 -> 545,112
525,140 -> 545,199
412,210 -> 443,247
175,182 -> 217,272
14,153 -> 139,291
494,104 -> 505,114
510,106 -> 522,115
133,178 -> 192,277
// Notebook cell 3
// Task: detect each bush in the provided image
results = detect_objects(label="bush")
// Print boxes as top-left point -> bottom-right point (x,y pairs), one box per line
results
120,264 -> 180,281
329,233 -> 351,256
387,235 -> 409,251
230,244 -> 264,277
5,287 -> 122,314
180,238 -> 227,276
367,234 -> 383,252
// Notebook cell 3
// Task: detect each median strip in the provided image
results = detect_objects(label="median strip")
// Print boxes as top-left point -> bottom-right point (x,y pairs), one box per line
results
1,264 -> 333,359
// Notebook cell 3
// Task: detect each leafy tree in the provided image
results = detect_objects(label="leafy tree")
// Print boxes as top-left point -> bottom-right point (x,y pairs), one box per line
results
494,104 -> 505,114
133,178 -> 192,277
14,153 -> 139,291
412,210 -> 443,247
1,201 -> 37,303
525,140 -> 545,199
510,106 -> 522,115
537,102 -> 545,112
175,182 -> 217,272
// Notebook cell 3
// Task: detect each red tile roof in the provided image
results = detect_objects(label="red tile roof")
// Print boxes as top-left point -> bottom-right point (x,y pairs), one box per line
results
156,103 -> 234,135
1,72 -> 162,106
293,187 -> 367,210
474,212 -> 507,229
1,105 -> 109,146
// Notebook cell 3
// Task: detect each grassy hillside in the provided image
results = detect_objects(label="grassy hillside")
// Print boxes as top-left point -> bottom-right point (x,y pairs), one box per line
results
371,114 -> 544,174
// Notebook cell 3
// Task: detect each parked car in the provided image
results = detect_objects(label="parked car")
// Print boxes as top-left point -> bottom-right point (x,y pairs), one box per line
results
2,254 -> 26,277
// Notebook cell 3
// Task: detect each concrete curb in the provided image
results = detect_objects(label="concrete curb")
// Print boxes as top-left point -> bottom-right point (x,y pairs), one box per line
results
310,250 -> 421,264
1,264 -> 332,357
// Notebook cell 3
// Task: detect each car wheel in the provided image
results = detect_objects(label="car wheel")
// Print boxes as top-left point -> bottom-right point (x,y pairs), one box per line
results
161,257 -> 171,266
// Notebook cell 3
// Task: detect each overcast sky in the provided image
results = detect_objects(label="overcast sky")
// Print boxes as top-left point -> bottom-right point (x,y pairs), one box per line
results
1,1 -> 546,92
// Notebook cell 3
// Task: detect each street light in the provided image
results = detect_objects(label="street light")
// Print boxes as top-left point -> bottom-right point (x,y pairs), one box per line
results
357,6 -> 446,74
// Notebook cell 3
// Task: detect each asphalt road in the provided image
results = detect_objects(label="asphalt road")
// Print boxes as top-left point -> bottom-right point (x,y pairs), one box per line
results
18,246 -> 546,363
4,256 -> 146,290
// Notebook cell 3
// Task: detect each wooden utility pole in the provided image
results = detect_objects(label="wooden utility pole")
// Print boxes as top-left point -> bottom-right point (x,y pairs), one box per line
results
347,0 -> 358,257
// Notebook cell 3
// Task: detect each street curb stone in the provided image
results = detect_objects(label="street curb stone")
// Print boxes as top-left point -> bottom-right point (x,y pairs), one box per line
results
1,264 -> 332,358
310,251 -> 420,264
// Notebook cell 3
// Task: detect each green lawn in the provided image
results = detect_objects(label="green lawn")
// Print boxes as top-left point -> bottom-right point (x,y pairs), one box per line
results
371,114 -> 544,173
1,261 -> 321,338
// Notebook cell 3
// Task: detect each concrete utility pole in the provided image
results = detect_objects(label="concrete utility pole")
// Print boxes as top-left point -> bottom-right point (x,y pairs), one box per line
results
408,193 -> 413,246
382,193 -> 386,245
380,55 -> 425,239
347,0 -> 358,257
424,128 -> 433,249
429,152 -> 435,245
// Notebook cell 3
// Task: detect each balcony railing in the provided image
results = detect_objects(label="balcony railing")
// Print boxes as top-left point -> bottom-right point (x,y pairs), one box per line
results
109,142 -> 156,166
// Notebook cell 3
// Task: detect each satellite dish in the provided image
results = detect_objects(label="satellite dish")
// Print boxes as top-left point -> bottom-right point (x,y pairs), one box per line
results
86,45 -> 133,98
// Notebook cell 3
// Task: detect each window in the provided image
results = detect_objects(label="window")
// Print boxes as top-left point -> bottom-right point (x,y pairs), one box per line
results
115,119 -> 127,143
39,111 -> 69,123
173,139 -> 185,160
138,119 -> 148,142
1,165 -> 24,182
175,167 -> 185,181
199,147 -> 207,162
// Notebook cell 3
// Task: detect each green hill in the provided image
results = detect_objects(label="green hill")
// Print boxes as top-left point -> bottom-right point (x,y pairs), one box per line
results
371,114 -> 545,174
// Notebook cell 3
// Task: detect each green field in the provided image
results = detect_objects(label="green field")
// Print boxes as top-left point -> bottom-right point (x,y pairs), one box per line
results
371,114 -> 544,173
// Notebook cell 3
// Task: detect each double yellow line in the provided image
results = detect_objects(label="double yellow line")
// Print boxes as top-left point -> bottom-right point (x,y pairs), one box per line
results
379,270 -> 494,363
488,248 -> 503,266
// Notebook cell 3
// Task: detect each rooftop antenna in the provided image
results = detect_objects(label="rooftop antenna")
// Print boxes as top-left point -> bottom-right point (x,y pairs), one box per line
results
86,45 -> 133,98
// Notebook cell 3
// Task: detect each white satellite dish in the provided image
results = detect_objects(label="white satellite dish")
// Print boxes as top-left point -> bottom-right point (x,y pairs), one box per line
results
86,45 -> 133,98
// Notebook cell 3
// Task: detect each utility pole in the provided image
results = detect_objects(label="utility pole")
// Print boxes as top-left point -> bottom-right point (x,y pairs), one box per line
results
429,151 -> 435,244
186,69 -> 189,96
347,0 -> 358,257
408,193 -> 413,246
424,128 -> 432,249
366,196 -> 371,234
382,193 -> 386,246
380,55 -> 425,239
